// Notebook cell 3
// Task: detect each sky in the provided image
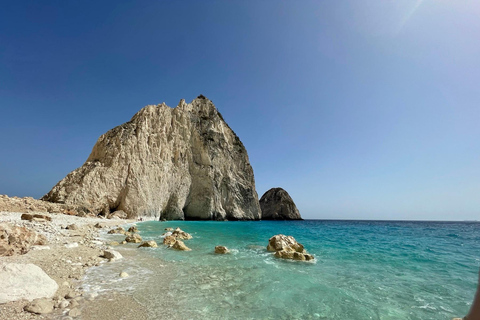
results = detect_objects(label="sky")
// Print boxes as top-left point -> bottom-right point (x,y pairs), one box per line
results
1,0 -> 479,220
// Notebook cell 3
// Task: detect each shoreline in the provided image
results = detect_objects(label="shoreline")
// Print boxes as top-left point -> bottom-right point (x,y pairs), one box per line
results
0,210 -> 154,319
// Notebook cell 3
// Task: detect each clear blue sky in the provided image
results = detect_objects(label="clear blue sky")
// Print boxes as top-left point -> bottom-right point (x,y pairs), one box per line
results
1,1 -> 479,220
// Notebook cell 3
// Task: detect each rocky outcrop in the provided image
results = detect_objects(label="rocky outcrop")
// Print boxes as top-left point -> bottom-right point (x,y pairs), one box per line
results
42,96 -> 261,221
0,194 -> 91,216
267,234 -> 314,261
0,263 -> 59,303
0,226 -> 47,256
259,188 -> 302,220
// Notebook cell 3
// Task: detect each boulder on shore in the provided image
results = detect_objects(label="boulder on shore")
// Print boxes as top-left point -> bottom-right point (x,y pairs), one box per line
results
259,188 -> 302,220
0,263 -> 58,303
103,250 -> 123,261
267,234 -> 314,261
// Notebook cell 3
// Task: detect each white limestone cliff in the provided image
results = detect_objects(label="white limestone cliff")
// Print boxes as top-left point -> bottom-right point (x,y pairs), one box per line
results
42,96 -> 261,220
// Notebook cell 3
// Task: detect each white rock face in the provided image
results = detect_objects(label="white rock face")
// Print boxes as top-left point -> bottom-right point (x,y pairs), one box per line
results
42,96 -> 261,221
0,263 -> 58,303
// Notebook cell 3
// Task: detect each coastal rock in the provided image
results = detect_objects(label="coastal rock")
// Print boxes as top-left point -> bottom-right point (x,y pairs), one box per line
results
24,298 -> 55,314
103,250 -> 123,261
125,233 -> 142,243
108,227 -> 126,234
128,225 -> 139,233
42,96 -> 261,221
119,271 -> 129,278
163,235 -> 177,246
66,224 -> 78,230
267,234 -> 314,261
138,240 -> 158,248
0,226 -> 47,256
171,227 -> 192,240
214,246 -> 230,254
0,263 -> 58,303
267,234 -> 304,253
259,188 -> 302,220
172,240 -> 191,251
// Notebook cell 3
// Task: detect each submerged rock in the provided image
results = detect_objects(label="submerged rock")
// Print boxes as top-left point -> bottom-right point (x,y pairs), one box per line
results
267,234 -> 314,261
42,96 -> 261,221
260,188 -> 302,220
214,246 -> 230,254
0,263 -> 58,303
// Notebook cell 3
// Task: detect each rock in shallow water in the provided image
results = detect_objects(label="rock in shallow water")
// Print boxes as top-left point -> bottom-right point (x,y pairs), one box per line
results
172,240 -> 191,251
125,233 -> 142,243
214,246 -> 230,254
138,240 -> 158,248
267,234 -> 314,261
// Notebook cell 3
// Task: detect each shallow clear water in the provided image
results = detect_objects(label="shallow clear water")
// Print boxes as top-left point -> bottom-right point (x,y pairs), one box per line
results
89,220 -> 480,319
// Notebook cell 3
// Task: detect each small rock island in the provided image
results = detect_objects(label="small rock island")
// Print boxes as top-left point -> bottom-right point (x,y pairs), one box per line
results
259,188 -> 302,220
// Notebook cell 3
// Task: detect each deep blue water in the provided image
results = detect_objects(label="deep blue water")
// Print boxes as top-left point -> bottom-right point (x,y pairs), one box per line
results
96,220 -> 480,319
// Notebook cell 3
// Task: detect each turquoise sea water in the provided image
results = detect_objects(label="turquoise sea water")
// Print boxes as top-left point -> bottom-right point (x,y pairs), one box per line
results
90,220 -> 480,319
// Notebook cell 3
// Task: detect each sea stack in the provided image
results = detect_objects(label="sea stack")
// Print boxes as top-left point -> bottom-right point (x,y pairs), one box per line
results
259,188 -> 302,220
42,96 -> 261,221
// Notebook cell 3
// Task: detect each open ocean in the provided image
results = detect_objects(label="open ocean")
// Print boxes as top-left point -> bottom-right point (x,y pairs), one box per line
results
84,220 -> 480,319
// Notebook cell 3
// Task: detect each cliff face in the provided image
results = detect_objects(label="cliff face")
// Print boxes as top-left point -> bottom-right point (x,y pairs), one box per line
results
42,96 -> 261,220
259,188 -> 302,220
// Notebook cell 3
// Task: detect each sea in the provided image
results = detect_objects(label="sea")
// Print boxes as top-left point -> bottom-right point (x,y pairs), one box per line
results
83,220 -> 480,320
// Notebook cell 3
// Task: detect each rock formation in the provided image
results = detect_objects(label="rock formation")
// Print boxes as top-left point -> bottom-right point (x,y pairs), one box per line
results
0,226 -> 47,256
42,96 -> 261,221
259,188 -> 302,220
267,234 -> 314,261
